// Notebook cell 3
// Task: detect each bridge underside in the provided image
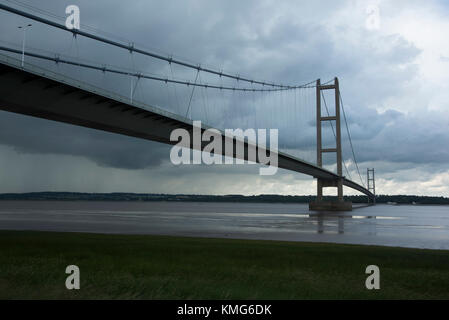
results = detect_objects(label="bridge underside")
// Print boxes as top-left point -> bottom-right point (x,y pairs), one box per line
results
0,55 -> 374,203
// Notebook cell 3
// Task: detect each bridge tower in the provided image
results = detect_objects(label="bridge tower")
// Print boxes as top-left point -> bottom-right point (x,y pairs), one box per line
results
309,77 -> 352,211
367,168 -> 376,204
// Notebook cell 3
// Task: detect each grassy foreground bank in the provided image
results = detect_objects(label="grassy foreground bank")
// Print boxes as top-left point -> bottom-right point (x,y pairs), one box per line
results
0,230 -> 448,299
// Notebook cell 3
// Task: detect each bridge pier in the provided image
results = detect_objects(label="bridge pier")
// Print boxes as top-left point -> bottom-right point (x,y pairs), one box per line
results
309,78 -> 352,211
309,178 -> 352,211
309,200 -> 352,211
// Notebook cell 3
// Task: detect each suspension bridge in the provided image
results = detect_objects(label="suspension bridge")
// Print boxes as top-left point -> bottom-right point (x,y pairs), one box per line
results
0,3 -> 375,211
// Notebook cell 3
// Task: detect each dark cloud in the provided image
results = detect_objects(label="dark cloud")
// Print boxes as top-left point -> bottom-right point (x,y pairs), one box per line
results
0,0 -> 448,195
0,111 -> 170,169
340,106 -> 449,164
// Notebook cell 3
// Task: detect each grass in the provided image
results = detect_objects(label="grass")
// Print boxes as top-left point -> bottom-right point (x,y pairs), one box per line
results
0,230 -> 448,299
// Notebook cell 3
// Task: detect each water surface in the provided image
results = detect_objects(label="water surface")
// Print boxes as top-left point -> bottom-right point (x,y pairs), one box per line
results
0,201 -> 448,250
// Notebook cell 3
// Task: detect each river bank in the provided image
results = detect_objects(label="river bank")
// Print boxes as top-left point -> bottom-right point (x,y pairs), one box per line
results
1,230 -> 448,299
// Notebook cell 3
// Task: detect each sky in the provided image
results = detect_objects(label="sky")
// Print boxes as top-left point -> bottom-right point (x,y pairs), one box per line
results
0,0 -> 448,196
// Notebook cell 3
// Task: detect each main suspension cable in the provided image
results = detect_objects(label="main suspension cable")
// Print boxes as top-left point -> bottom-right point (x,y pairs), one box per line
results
0,46 -> 316,92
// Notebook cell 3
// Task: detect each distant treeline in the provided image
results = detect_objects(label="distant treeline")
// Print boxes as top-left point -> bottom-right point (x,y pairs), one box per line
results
0,192 -> 448,204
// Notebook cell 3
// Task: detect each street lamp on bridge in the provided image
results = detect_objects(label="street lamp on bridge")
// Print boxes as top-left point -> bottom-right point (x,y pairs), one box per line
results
18,23 -> 32,67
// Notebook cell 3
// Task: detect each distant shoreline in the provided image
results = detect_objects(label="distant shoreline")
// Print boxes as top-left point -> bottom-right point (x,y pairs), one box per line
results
0,192 -> 448,205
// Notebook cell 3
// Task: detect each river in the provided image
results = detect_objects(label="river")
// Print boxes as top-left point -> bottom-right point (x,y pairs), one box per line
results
0,201 -> 448,250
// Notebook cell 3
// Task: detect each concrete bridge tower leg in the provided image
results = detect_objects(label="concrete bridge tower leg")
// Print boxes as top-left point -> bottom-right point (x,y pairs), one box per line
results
309,78 -> 352,211
367,168 -> 376,204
